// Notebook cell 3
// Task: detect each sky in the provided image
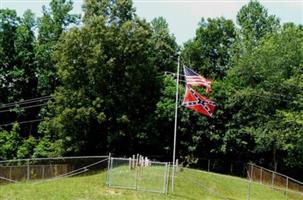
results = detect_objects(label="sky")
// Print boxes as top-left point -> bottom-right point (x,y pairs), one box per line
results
1,0 -> 302,44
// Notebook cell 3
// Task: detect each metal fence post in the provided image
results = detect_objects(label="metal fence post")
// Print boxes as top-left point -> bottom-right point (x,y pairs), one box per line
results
250,164 -> 253,182
166,162 -> 170,194
208,159 -> 210,172
27,159 -> 30,181
247,164 -> 252,200
260,167 -> 263,184
285,177 -> 288,198
9,166 -> 12,180
129,157 -> 131,170
132,155 -> 135,168
50,161 -> 53,178
166,163 -> 170,194
42,165 -> 45,179
107,153 -> 111,186
163,163 -> 168,193
135,157 -> 138,190
272,171 -> 275,188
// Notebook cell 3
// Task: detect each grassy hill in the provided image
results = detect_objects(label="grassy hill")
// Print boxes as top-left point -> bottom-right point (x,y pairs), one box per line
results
0,168 -> 300,200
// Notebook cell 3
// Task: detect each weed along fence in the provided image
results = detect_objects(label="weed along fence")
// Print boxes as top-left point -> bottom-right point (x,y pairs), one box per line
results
248,163 -> 303,197
107,155 -> 170,193
0,156 -> 108,184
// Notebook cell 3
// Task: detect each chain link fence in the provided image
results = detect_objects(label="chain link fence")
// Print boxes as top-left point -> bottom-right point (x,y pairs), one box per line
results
107,156 -> 170,193
2,154 -> 303,199
0,156 -> 108,184
247,163 -> 303,199
176,157 -> 303,199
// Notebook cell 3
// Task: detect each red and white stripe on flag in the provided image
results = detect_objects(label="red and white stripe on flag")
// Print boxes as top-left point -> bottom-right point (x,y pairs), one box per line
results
183,66 -> 212,93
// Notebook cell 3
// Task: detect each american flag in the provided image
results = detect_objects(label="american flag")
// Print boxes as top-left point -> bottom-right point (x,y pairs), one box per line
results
182,86 -> 215,118
183,66 -> 212,93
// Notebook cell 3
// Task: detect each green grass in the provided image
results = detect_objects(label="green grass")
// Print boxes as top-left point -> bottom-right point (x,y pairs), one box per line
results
0,167 -> 301,200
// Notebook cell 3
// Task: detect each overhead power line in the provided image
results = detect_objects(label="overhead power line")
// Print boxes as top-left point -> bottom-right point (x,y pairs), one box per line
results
0,119 -> 43,128
0,96 -> 52,109
0,103 -> 48,114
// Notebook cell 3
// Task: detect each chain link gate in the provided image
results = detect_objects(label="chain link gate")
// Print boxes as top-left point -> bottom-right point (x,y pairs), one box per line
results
107,157 -> 170,193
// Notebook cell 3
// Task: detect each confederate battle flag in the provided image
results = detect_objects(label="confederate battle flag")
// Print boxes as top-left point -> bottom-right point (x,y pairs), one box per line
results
182,86 -> 215,118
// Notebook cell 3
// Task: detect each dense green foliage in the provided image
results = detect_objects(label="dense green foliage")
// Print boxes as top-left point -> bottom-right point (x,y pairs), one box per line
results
182,17 -> 236,79
36,0 -> 79,95
0,0 -> 302,180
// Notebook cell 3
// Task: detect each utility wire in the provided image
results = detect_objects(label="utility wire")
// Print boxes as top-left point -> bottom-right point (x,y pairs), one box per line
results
0,119 -> 43,128
0,103 -> 48,114
0,96 -> 52,109
0,96 -> 52,127
1,96 -> 51,106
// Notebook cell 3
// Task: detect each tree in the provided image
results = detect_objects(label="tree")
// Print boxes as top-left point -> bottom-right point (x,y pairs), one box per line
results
15,10 -> 37,100
35,0 -> 79,95
225,23 -> 303,171
83,0 -> 135,24
182,17 -> 236,79
236,0 -> 280,43
0,124 -> 22,160
17,136 -> 37,159
0,9 -> 20,104
0,1 -> 79,159
0,9 -> 39,136
150,17 -> 179,72
38,0 -> 171,156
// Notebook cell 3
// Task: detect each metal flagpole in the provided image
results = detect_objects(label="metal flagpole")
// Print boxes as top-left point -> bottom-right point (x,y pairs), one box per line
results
171,55 -> 180,192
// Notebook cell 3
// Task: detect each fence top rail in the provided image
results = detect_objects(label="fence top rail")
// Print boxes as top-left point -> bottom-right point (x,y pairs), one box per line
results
248,174 -> 303,196
0,176 -> 18,183
0,155 -> 108,164
0,164 -> 70,168
111,157 -> 168,165
249,163 -> 303,185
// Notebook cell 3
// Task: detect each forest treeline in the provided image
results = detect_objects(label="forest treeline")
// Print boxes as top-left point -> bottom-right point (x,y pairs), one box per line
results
0,0 -> 302,179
